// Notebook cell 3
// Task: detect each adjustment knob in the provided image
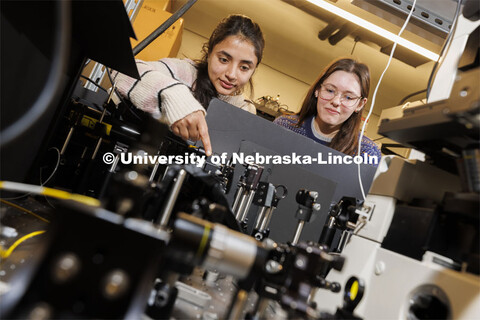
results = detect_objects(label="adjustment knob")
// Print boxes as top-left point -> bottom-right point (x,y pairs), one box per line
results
409,294 -> 450,320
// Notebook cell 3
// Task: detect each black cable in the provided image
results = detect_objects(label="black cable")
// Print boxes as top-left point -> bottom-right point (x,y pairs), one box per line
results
80,75 -> 108,93
105,68 -> 143,122
426,0 -> 463,100
106,67 -> 115,86
398,89 -> 427,105
0,1 -> 71,147
132,0 -> 198,56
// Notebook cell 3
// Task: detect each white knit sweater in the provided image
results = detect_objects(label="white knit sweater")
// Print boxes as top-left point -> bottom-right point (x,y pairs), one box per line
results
114,58 -> 256,126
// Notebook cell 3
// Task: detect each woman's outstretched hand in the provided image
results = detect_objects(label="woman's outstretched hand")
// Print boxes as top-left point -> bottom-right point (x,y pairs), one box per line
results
171,110 -> 212,156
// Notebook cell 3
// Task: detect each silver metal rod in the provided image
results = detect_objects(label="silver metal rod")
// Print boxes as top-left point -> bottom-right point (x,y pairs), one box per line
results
259,207 -> 274,232
158,169 -> 187,227
109,154 -> 120,173
308,288 -> 318,304
110,144 -> 127,173
80,147 -> 88,159
106,82 -> 116,105
91,138 -> 103,160
60,127 -> 74,155
232,186 -> 244,213
226,289 -> 248,320
254,298 -> 271,319
160,166 -> 170,183
98,103 -> 108,123
327,216 -> 336,228
149,163 -> 160,182
234,193 -> 248,221
91,108 -> 108,160
254,207 -> 268,230
347,221 -> 357,230
292,220 -> 305,245
149,146 -> 163,182
337,230 -> 353,253
239,190 -> 256,222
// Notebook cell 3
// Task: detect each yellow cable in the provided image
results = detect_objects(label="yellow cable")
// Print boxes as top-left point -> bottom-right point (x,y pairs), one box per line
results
0,199 -> 50,223
0,230 -> 46,260
0,181 -> 100,207
41,188 -> 100,207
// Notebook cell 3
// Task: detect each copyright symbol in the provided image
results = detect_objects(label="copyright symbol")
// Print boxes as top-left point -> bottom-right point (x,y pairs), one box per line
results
103,152 -> 115,165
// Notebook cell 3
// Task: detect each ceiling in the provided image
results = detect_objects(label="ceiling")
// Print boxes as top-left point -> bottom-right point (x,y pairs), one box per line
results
171,0 -> 459,122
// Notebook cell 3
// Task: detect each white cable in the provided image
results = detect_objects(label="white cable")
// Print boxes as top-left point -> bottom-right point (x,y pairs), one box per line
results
1,148 -> 61,201
356,0 -> 419,200
0,181 -> 45,196
40,147 -> 61,186
40,147 -> 61,207
0,181 -> 100,207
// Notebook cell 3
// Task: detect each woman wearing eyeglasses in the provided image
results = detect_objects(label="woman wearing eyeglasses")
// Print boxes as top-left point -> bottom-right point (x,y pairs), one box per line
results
274,58 -> 380,161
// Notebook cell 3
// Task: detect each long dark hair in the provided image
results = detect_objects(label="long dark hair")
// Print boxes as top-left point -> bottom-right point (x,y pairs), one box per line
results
193,14 -> 264,108
297,58 -> 370,156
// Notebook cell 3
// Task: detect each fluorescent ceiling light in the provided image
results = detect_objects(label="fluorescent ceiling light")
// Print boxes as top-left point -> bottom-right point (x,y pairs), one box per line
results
306,0 -> 440,61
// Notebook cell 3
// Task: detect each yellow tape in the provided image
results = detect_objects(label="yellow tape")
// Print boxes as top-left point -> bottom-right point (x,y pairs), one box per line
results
81,115 -> 112,136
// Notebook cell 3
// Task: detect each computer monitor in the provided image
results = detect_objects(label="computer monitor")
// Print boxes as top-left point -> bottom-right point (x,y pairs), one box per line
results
205,99 -> 378,243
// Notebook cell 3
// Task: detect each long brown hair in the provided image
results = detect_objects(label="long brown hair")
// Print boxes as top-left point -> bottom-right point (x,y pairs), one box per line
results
193,14 -> 265,109
297,58 -> 370,155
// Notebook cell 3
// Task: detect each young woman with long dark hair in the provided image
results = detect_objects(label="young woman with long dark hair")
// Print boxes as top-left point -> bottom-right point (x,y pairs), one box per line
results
114,14 -> 265,156
274,58 -> 380,161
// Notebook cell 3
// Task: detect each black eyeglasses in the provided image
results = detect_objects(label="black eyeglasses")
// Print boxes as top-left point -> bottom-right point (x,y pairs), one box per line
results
319,84 -> 362,108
